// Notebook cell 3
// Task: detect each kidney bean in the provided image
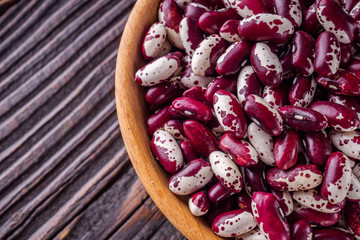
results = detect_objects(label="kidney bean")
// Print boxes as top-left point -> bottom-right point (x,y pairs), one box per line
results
236,191 -> 252,210
247,122 -> 276,166
273,0 -> 302,28
199,8 -> 241,35
227,0 -> 268,18
191,34 -> 228,76
235,228 -> 268,240
236,66 -> 262,106
301,4 -> 322,36
147,105 -> 173,136
271,189 -> 293,216
151,130 -> 184,174
328,93 -> 360,119
213,90 -> 247,138
302,130 -> 332,166
289,75 -> 316,108
205,76 -> 237,103
180,66 -> 213,88
188,190 -> 210,216
212,209 -> 257,237
347,59 -> 360,78
263,83 -> 289,110
316,0 -> 357,44
340,43 -> 352,66
183,120 -> 220,158
250,42 -> 283,88
169,158 -> 213,194
274,129 -> 299,170
280,45 -> 296,80
321,152 -> 352,204
243,163 -> 268,196
244,94 -> 284,136
291,30 -> 315,76
347,173 -> 360,202
291,220 -> 313,240
313,228 -> 354,240
329,130 -> 360,160
158,0 -> 184,49
145,77 -> 184,106
289,202 -> 340,226
193,0 -> 224,9
180,140 -> 200,163
220,133 -> 258,167
156,39 -> 173,58
344,201 -> 360,237
182,86 -> 212,107
205,109 -> 225,133
316,69 -> 360,96
169,97 -> 212,121
179,17 -> 204,56
350,1 -> 360,20
209,151 -> 243,193
344,0 -> 359,12
216,41 -> 251,76
142,22 -> 167,60
135,53 -> 181,86
184,2 -> 210,20
208,181 -> 234,202
251,192 -> 290,240
278,105 -> 328,131
310,101 -> 360,131
266,164 -> 323,191
161,119 -> 186,140
219,20 -> 242,42
238,13 -> 295,43
207,195 -> 236,224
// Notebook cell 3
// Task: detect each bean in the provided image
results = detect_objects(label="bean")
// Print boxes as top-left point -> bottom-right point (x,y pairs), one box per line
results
188,190 -> 210,216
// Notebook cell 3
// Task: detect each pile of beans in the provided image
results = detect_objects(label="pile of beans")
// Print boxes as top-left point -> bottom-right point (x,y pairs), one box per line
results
134,0 -> 360,239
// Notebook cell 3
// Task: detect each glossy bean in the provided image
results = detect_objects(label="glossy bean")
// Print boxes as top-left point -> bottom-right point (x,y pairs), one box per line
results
227,0 -> 268,18
291,30 -> 315,76
162,119 -> 186,140
346,173 -> 360,202
313,228 -> 354,240
182,86 -> 211,107
180,140 -> 200,163
291,220 -> 313,240
199,8 -> 241,34
236,66 -> 262,106
235,228 -> 268,240
170,97 -> 212,121
205,76 -> 237,103
180,66 -> 213,88
146,105 -> 173,136
142,22 -> 167,59
302,130 -> 332,166
179,17 -> 204,56
208,181 -> 234,202
219,20 -> 242,42
301,4 -> 322,36
273,0 -> 302,27
145,76 -> 184,106
343,201 -> 360,237
243,161 -> 269,195
330,130 -> 360,160
184,2 -> 210,20
236,191 -> 252,210
274,129 -> 300,170
288,75 -> 316,107
316,69 -> 360,96
188,190 -> 210,216
262,83 -> 289,110
271,189 -> 293,216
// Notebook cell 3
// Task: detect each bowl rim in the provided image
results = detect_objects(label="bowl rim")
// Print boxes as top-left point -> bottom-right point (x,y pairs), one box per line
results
115,0 -> 222,239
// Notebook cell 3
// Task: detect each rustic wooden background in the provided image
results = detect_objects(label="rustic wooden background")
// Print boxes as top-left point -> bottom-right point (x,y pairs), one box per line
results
0,0 -> 186,239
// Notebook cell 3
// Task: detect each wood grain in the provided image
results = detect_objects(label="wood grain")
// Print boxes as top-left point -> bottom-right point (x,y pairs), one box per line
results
0,0 -> 185,239
115,0 -> 222,239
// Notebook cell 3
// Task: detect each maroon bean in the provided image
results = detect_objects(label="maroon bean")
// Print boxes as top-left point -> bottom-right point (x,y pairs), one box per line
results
280,44 -> 296,80
179,17 -> 204,56
251,192 -> 290,240
146,105 -> 173,136
219,20 -> 242,42
291,30 -> 315,76
216,40 -> 251,76
330,130 -> 360,160
180,66 -> 213,88
212,209 -> 257,237
328,92 -> 360,119
169,158 -> 213,195
238,13 -> 295,44
220,133 -> 258,167
300,4 -> 322,36
250,42 -> 283,87
314,31 -> 341,77
189,190 -> 210,216
302,130 -> 332,166
236,66 -> 262,106
273,0 -> 302,27
310,101 -> 360,131
236,191 -> 252,210
193,0 -> 224,9
208,181 -> 234,202
243,161 -> 269,195
346,173 -> 360,202
321,152 -> 352,204
227,0 -> 268,18
291,220 -> 313,240
199,8 -> 241,34
145,77 -> 184,106
182,86 -> 212,107
266,164 -> 323,191
313,228 -> 354,240
288,75 -> 316,107
343,201 -> 360,237
151,130 -> 184,174
270,189 -> 293,216
213,90 -> 247,138
316,69 -> 360,96
184,2 -> 210,20
289,202 -> 340,226
170,97 -> 212,121
340,43 -> 352,66
207,196 -> 235,224
162,119 -> 186,140
205,76 -> 237,103
205,109 -> 225,133
244,94 -> 284,136
344,0 -> 359,13
142,22 -> 167,60
278,105 -> 328,131
316,0 -> 357,44
180,140 -> 200,163
274,129 -> 300,170
263,83 -> 289,110
158,0 -> 184,49
183,120 -> 220,158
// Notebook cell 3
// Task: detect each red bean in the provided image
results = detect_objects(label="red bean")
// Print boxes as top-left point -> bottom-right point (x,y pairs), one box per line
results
302,130 -> 332,166
208,181 -> 234,202
146,105 -> 173,136
219,20 -> 242,42
313,228 -> 354,240
189,190 -> 210,216
316,69 -> 360,96
198,8 -> 241,34
180,140 -> 200,163
274,129 -> 300,170
242,161 -> 269,195
288,75 -> 316,107
291,30 -> 315,76
290,220 -> 313,240
343,201 -> 360,237
205,76 -> 237,103
227,0 -> 268,18
184,3 -> 210,20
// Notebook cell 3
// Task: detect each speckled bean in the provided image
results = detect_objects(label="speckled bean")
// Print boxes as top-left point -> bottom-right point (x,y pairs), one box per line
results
329,130 -> 360,160
274,129 -> 300,170
179,17 -> 204,56
302,130 -> 332,165
219,20 -> 242,42
236,66 -> 262,106
188,190 -> 210,216
288,75 -> 316,107
142,22 -> 167,59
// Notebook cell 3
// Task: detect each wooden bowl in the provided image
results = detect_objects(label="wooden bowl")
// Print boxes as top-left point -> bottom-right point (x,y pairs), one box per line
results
115,0 -> 221,239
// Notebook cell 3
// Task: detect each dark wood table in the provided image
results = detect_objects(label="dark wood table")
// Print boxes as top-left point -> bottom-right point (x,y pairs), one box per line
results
0,1 -> 186,239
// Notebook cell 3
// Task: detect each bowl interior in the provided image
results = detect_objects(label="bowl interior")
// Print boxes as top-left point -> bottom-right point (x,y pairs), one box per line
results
115,0 -> 221,239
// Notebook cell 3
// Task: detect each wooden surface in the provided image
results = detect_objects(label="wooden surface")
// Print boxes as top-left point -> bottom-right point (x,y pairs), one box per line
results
115,0 -> 222,239
0,1 -> 186,239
